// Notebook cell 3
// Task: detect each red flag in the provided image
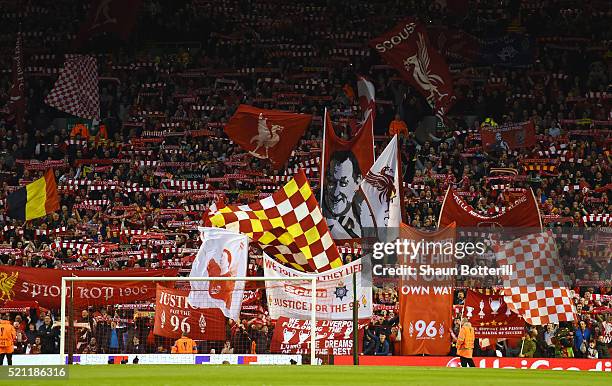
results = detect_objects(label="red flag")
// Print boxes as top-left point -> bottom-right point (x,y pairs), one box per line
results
320,110 -> 374,239
480,121 -> 536,151
75,0 -> 142,47
464,289 -> 524,338
426,25 -> 480,63
438,188 -> 542,229
7,31 -> 25,130
224,105 -> 312,170
370,19 -> 455,117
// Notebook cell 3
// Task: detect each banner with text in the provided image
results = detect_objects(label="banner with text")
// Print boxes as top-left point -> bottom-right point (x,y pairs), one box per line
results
0,266 -> 178,309
153,285 -> 226,341
398,223 -> 454,355
264,254 -> 372,320
464,289 -> 525,338
480,121 -> 536,151
270,317 -> 366,355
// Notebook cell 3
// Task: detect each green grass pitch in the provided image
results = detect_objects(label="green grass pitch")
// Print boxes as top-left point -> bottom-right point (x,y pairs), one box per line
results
5,365 -> 611,386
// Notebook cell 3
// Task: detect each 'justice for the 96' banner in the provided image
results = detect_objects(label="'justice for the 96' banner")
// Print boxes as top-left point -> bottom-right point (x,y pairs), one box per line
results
263,254 -> 372,320
153,285 -> 226,341
270,317 -> 367,355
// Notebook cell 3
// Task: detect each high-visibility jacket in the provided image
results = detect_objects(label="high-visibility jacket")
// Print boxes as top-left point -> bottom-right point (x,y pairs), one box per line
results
389,119 -> 408,137
171,337 -> 197,353
457,325 -> 475,358
0,320 -> 16,353
70,123 -> 89,139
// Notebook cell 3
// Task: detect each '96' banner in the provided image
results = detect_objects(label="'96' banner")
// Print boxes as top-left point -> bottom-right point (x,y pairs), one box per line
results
153,285 -> 226,341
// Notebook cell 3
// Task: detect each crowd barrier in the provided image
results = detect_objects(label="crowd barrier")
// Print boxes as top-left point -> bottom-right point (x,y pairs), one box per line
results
334,356 -> 612,371
10,354 -> 302,366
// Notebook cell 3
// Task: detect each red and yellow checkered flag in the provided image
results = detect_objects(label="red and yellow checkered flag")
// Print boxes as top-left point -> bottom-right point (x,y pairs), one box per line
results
208,170 -> 342,272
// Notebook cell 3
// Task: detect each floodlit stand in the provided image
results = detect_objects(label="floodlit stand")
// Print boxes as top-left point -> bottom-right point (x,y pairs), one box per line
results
60,276 -> 318,365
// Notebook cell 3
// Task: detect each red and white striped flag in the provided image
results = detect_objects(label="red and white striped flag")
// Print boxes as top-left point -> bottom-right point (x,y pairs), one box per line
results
44,55 -> 99,120
496,231 -> 576,325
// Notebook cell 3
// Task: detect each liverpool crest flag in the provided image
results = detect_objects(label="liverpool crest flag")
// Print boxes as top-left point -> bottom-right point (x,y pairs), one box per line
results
224,105 -> 312,170
370,19 -> 455,117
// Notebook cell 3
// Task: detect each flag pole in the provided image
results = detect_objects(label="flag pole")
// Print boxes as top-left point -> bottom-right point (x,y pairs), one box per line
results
396,134 -> 407,223
320,108 -> 327,206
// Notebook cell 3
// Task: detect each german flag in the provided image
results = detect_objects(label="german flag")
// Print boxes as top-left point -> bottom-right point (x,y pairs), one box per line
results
6,169 -> 60,220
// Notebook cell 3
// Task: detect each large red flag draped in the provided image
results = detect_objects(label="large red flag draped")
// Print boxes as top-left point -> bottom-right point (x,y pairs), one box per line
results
399,223 -> 455,355
6,31 -> 25,130
320,110 -> 374,240
153,285 -> 226,341
224,104 -> 312,170
480,121 -> 536,151
438,188 -> 542,229
370,18 -> 455,117
464,289 -> 524,338
75,0 -> 143,47
0,266 -> 178,309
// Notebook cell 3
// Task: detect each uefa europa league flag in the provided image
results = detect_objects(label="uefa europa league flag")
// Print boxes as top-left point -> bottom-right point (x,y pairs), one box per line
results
224,104 -> 312,169
188,227 -> 248,321
359,135 -> 401,232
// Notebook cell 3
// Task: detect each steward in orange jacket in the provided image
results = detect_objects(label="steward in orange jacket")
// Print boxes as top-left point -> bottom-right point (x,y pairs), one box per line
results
171,333 -> 197,354
457,319 -> 475,367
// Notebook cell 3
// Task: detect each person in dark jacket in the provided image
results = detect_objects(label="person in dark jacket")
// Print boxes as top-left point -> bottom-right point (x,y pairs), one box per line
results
38,315 -> 58,354
374,333 -> 390,355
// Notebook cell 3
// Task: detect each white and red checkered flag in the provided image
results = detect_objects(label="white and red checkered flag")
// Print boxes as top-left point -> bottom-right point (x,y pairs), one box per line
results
44,55 -> 100,120
496,231 -> 576,325
207,169 -> 342,273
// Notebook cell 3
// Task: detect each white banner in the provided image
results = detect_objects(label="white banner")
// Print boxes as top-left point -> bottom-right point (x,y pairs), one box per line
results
188,227 -> 248,321
264,254 -> 372,320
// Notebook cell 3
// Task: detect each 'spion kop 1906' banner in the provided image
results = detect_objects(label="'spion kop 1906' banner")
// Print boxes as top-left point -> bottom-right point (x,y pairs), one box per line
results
270,317 -> 367,355
263,254 -> 372,320
153,285 -> 226,341
0,266 -> 178,309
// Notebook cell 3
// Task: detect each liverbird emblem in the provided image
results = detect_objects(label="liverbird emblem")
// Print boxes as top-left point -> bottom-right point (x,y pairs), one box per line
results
403,33 -> 448,107
249,113 -> 283,159
0,272 -> 19,301
364,166 -> 396,204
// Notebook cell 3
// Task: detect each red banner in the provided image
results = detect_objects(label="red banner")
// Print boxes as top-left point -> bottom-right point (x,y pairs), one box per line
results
153,285 -> 226,341
438,188 -> 542,229
270,317 -> 366,356
370,19 -> 455,117
399,224 -> 455,355
480,121 -> 536,151
224,104 -> 312,169
0,266 -> 177,309
464,289 -> 524,338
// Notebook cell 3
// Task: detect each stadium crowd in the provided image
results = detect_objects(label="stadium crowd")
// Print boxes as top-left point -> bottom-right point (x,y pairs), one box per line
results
0,0 -> 610,358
